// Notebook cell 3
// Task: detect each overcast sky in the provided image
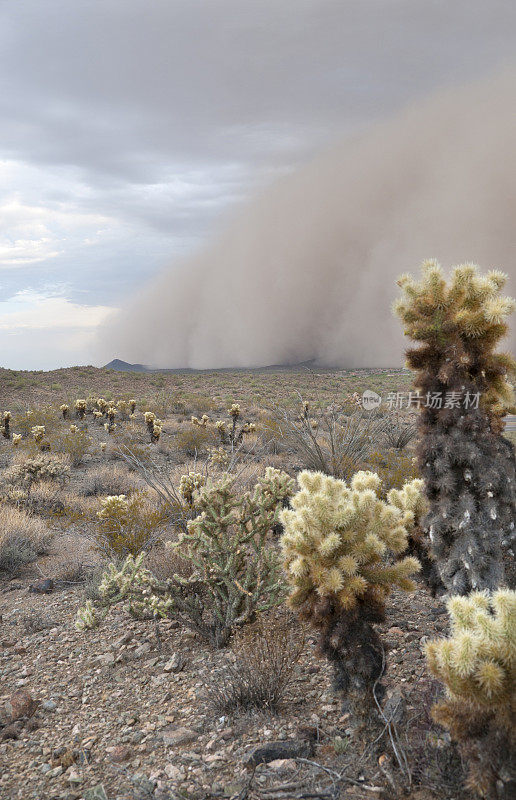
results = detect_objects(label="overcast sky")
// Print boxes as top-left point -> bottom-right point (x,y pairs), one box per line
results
1,0 -> 515,369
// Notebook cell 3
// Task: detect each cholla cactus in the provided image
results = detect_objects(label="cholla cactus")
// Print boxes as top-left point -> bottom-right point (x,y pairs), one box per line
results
191,414 -> 209,427
75,600 -> 101,631
106,406 -> 117,423
394,261 -> 516,594
208,446 -> 229,469
97,398 -> 108,414
151,419 -> 162,443
12,434 -> 22,448
2,411 -> 11,438
129,399 -> 136,414
93,410 -> 103,422
31,425 -> 46,447
60,403 -> 69,419
280,470 -> 420,737
179,471 -> 206,506
76,469 -> 294,648
100,442 -> 107,453
75,399 -> 87,419
104,422 -> 116,434
69,424 -> 79,434
229,403 -> 240,418
116,400 -> 129,418
426,590 -> 516,799
144,411 -> 156,437
387,478 -> 437,591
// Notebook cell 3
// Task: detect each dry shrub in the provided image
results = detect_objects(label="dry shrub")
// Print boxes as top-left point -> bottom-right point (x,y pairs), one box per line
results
368,449 -> 420,495
94,492 -> 166,558
205,611 -> 304,714
54,427 -> 91,466
174,424 -> 217,457
79,464 -> 143,497
0,504 -> 53,574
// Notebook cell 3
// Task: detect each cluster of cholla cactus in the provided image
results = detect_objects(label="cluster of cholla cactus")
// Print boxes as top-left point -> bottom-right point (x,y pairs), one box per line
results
192,403 -> 256,450
59,403 -> 69,419
77,468 -> 294,648
74,399 -> 87,420
1,411 -> 11,439
394,261 -> 516,594
144,411 -> 162,442
425,590 -> 515,799
280,470 -> 420,737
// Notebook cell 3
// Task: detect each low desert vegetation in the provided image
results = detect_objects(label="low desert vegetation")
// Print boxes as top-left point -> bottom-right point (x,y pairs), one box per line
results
0,262 -> 514,799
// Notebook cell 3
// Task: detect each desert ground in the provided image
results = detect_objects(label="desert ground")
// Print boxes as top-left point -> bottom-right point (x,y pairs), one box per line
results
0,365 -> 511,800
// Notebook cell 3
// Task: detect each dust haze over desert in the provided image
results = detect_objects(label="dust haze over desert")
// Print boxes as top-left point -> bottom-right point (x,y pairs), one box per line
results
105,69 -> 516,370
1,0 -> 516,370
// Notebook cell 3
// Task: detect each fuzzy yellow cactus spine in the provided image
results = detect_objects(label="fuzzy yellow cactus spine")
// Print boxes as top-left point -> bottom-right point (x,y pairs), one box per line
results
426,590 -> 516,799
394,261 -> 516,594
280,470 -> 420,738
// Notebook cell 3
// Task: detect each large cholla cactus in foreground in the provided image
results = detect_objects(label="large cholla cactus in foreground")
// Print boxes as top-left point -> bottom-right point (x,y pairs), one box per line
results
394,261 -> 516,594
77,468 -> 294,648
280,470 -> 420,736
426,590 -> 515,799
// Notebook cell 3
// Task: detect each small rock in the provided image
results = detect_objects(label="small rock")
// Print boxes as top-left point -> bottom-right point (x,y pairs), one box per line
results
245,739 -> 314,769
0,722 -> 22,740
96,653 -> 115,666
162,726 -> 197,747
109,745 -> 133,763
46,766 -> 63,779
5,689 -> 39,721
163,653 -> 186,673
84,786 -> 108,800
29,578 -> 54,594
133,642 -> 152,659
68,769 -> 82,784
164,764 -> 185,780
42,699 -> 57,712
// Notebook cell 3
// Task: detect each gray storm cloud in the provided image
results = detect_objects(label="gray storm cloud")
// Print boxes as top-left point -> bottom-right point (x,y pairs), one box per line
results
104,70 -> 516,368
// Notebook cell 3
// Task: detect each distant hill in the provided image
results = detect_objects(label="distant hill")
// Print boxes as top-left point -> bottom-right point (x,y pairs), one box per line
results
103,358 -> 323,374
103,359 -> 149,372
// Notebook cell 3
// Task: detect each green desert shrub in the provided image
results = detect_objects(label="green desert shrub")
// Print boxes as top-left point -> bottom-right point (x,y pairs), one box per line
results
426,590 -> 515,800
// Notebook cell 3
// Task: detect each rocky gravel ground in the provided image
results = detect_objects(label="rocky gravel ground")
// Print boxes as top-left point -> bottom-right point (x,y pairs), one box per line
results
0,573 -> 460,800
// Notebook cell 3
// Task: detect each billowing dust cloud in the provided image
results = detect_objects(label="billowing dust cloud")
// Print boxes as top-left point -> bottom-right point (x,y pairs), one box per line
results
104,70 -> 516,368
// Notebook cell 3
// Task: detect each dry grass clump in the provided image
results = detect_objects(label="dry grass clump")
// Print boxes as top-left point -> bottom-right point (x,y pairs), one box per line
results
0,504 -> 53,574
205,611 -> 304,714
